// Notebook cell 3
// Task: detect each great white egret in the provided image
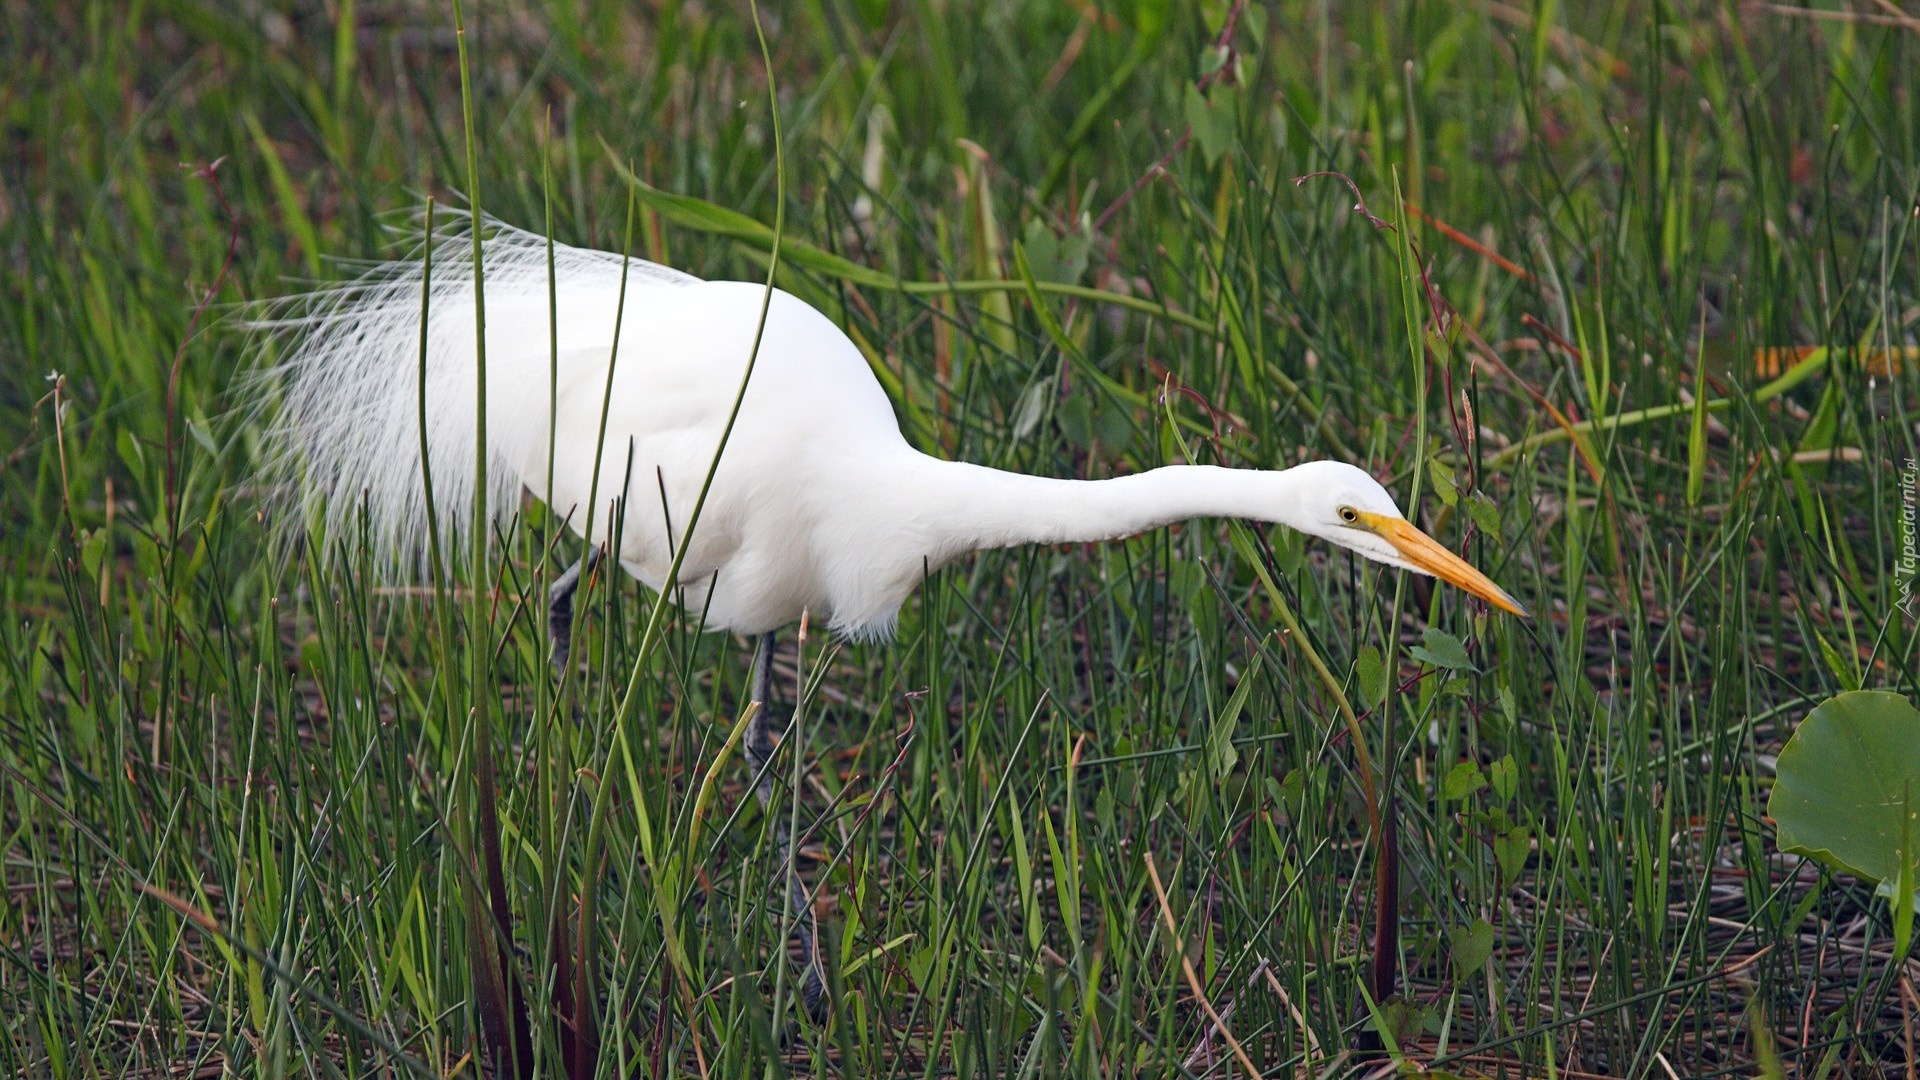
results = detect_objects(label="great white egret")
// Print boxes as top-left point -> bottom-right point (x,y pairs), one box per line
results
258,214 -> 1526,1016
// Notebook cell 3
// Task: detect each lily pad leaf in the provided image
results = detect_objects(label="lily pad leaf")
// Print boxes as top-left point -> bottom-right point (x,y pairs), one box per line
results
1771,690 -> 1920,910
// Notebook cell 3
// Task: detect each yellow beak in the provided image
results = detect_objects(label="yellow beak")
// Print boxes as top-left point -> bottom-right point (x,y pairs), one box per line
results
1357,511 -> 1529,617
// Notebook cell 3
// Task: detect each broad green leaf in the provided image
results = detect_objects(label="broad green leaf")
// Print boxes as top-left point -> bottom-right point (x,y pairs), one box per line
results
907,944 -> 935,988
1428,455 -> 1459,507
1449,918 -> 1494,979
1442,760 -> 1485,801
1019,217 -> 1089,285
187,416 -> 220,456
1132,0 -> 1173,45
1771,691 -> 1920,920
1240,2 -> 1268,41
79,527 -> 109,580
116,428 -> 145,475
1184,83 -> 1238,166
1465,490 -> 1503,536
1488,755 -> 1518,802
1410,626 -> 1474,672
1355,644 -> 1386,709
1056,394 -> 1095,450
1366,995 -> 1428,1049
1494,824 -> 1530,882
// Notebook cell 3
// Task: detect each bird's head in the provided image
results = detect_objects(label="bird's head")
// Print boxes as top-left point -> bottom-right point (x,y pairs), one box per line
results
1284,461 -> 1528,617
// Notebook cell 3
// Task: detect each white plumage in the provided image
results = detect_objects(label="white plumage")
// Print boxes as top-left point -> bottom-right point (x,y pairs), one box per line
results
257,214 -> 1524,637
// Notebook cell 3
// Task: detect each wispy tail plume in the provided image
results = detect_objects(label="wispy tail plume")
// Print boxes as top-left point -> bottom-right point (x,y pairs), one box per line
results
246,211 -> 694,574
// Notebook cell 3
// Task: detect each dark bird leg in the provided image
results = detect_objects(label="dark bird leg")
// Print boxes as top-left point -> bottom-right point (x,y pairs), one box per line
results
744,631 -> 829,1020
548,546 -> 603,678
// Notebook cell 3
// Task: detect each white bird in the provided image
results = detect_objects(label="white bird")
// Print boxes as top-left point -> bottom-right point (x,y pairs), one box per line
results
263,216 -> 1525,640
257,213 -> 1526,1015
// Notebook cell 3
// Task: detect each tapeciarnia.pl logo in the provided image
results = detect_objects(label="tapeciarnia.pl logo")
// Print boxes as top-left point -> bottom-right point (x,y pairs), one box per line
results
1900,458 -> 1918,619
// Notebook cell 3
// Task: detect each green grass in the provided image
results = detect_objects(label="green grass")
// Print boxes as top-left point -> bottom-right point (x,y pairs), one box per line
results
5,0 -> 1918,1075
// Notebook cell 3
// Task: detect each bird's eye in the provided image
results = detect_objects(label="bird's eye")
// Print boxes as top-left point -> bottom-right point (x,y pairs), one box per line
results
1337,506 -> 1359,524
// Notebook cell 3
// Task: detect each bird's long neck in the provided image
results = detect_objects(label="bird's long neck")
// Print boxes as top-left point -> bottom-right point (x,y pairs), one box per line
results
888,455 -> 1312,562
